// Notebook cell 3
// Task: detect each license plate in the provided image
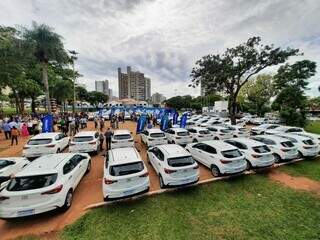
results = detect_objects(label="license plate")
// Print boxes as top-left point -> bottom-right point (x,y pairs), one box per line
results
17,209 -> 35,217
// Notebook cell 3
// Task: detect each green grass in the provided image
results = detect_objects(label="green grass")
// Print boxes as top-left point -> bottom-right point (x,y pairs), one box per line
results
305,121 -> 320,134
61,175 -> 320,240
281,158 -> 320,182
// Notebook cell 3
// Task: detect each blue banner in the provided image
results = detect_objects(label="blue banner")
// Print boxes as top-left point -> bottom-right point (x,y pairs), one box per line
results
42,114 -> 53,133
136,114 -> 147,134
180,113 -> 188,128
173,111 -> 179,125
160,114 -> 169,131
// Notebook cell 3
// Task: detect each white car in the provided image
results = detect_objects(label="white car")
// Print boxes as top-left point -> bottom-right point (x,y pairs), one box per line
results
224,125 -> 249,138
252,118 -> 269,125
207,126 -> 233,140
224,138 -> 275,169
295,132 -> 320,146
69,131 -> 100,154
164,128 -> 193,145
140,129 -> 167,147
124,111 -> 131,120
187,127 -> 213,142
0,153 -> 91,219
250,135 -> 298,163
23,133 -> 70,158
195,118 -> 211,127
199,119 -> 222,127
265,126 -> 304,135
275,133 -> 319,158
0,158 -> 30,186
87,112 -> 95,121
147,144 -> 199,188
250,124 -> 280,135
185,120 -> 196,129
185,141 -> 247,177
103,147 -> 149,200
111,129 -> 134,149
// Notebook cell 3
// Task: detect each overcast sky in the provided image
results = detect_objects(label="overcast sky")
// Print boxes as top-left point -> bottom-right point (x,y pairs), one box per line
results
0,0 -> 319,98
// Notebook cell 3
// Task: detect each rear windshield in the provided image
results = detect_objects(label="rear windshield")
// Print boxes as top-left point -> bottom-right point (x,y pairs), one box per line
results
0,160 -> 15,170
167,156 -> 195,167
28,139 -> 52,145
239,128 -> 246,132
221,149 -> 242,158
303,139 -> 314,145
220,129 -> 231,133
150,133 -> 165,138
177,131 -> 189,136
252,145 -> 270,153
281,141 -> 294,148
281,136 -> 297,143
73,136 -> 94,142
199,130 -> 210,135
113,134 -> 131,140
7,174 -> 57,191
110,162 -> 144,176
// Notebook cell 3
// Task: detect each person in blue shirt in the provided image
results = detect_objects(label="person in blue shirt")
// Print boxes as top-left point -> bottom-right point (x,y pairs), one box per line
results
3,121 -> 11,140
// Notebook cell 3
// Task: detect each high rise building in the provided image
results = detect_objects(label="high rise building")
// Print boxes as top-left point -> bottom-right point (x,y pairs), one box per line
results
95,79 -> 113,98
118,66 -> 151,101
151,92 -> 166,104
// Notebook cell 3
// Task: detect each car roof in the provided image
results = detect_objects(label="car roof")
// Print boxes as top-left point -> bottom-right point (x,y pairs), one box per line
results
114,129 -> 131,135
190,127 -> 209,131
276,133 -> 311,141
147,128 -> 163,133
74,131 -> 97,137
31,132 -> 60,139
207,126 -> 228,130
228,138 -> 265,147
202,140 -> 238,151
170,128 -> 188,132
252,135 -> 289,143
157,144 -> 190,158
15,153 -> 76,176
109,147 -> 141,165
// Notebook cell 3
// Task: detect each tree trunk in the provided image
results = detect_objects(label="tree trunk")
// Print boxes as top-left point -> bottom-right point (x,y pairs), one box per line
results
42,62 -> 52,114
228,94 -> 237,125
31,96 -> 36,113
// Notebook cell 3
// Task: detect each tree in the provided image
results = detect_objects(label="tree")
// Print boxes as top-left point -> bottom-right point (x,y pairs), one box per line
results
23,22 -> 69,114
87,91 -> 108,106
50,78 -> 73,112
238,74 -> 274,116
272,60 -> 316,126
190,36 -> 299,124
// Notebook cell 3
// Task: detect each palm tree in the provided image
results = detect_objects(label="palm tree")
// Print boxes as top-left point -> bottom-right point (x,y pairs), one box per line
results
24,22 -> 68,114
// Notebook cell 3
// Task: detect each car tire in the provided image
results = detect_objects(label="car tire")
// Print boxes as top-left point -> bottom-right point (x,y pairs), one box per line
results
86,160 -> 91,174
297,151 -> 303,159
273,153 -> 281,163
211,165 -> 220,177
62,189 -> 73,211
56,148 -> 61,153
159,175 -> 166,189
172,141 -> 176,144
233,135 -> 238,138
214,137 -> 219,140
193,139 -> 198,143
246,160 -> 252,170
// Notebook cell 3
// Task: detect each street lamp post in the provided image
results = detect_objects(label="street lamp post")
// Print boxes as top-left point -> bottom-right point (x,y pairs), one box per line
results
68,50 -> 78,114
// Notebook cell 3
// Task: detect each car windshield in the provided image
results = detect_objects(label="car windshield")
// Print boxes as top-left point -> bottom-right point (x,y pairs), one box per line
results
150,133 -> 165,138
199,130 -> 210,135
110,162 -> 144,176
27,139 -> 52,145
221,149 -> 242,158
113,134 -> 131,140
281,141 -> 294,148
303,139 -> 314,145
7,174 -> 57,191
177,131 -> 189,136
167,156 -> 195,167
0,160 -> 14,169
73,136 -> 94,142
252,145 -> 270,153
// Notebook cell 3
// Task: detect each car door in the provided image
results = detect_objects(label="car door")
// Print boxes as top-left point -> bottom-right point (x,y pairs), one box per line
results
63,159 -> 78,189
202,145 -> 218,167
190,143 -> 207,165
70,155 -> 85,187
141,130 -> 148,144
148,147 -> 160,173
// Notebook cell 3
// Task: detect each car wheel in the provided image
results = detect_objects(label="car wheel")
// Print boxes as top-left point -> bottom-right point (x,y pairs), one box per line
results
62,190 -> 73,211
193,139 -> 198,143
246,160 -> 252,170
159,175 -> 166,189
56,148 -> 61,153
211,165 -> 220,177
273,153 -> 281,163
297,151 -> 303,159
233,135 -> 238,138
86,160 -> 91,174
172,141 -> 176,144
214,137 -> 219,140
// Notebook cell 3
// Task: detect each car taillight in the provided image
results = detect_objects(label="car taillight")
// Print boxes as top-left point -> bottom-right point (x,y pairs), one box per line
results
41,184 -> 63,195
104,178 -> 117,184
198,135 -> 204,137
46,144 -> 56,148
251,154 -> 262,158
23,146 -> 29,149
164,168 -> 177,174
148,138 -> 154,141
281,148 -> 291,152
193,165 -> 199,169
112,141 -> 117,143
219,133 -> 225,136
139,172 -> 149,177
0,196 -> 9,201
303,146 -> 313,149
220,159 -> 232,164
128,139 -> 134,142
89,142 -> 96,145
70,143 -> 76,146
176,137 -> 181,139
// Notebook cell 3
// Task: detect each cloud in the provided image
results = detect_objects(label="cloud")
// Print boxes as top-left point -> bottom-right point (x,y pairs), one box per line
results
0,0 -> 319,98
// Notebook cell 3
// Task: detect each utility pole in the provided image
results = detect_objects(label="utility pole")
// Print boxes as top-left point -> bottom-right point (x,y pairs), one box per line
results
69,50 -> 78,114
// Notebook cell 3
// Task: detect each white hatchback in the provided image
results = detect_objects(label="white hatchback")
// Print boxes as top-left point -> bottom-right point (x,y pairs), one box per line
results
188,127 -> 213,142
147,144 -> 199,188
224,125 -> 249,138
185,141 -> 247,177
250,135 -> 298,163
69,131 -> 100,154
0,153 -> 91,219
207,126 -> 233,140
164,128 -> 193,146
250,124 -> 280,135
140,128 -> 167,147
265,126 -> 304,135
23,133 -> 70,158
111,129 -> 134,149
224,138 -> 275,169
0,158 -> 30,186
103,147 -> 149,200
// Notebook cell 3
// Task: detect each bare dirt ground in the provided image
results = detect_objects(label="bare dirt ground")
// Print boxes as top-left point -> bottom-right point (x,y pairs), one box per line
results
0,121 -> 213,240
269,170 -> 320,196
